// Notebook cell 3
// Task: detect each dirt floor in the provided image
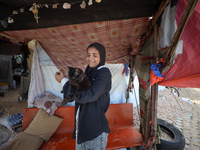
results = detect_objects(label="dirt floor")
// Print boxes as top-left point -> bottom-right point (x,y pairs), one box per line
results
0,88 -> 27,115
0,87 -> 200,150
133,87 -> 200,150
177,88 -> 200,150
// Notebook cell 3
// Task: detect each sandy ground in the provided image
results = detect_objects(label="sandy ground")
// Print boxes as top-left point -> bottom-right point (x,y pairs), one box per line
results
177,88 -> 200,150
133,87 -> 200,150
0,87 -> 200,149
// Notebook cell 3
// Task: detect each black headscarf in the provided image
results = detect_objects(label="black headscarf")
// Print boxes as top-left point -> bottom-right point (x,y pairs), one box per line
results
85,42 -> 106,81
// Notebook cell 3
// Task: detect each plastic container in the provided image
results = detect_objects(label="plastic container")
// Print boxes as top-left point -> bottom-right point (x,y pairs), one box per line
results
0,83 -> 9,93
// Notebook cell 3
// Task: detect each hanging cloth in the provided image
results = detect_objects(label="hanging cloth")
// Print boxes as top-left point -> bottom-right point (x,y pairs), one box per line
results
27,41 -> 45,106
149,63 -> 164,85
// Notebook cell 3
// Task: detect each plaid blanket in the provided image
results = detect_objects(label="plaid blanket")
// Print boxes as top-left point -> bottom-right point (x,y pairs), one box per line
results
8,113 -> 23,127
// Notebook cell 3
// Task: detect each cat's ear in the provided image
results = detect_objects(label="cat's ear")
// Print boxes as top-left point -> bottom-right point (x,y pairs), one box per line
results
67,66 -> 73,70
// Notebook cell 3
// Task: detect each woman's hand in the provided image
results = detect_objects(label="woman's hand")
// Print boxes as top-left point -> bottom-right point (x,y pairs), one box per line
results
55,71 -> 65,83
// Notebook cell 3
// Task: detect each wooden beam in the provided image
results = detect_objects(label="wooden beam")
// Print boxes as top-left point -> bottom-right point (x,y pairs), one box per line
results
145,23 -> 159,150
151,23 -> 159,144
144,92 -> 152,150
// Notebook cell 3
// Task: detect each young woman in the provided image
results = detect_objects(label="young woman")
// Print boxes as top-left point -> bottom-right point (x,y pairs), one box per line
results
55,42 -> 112,150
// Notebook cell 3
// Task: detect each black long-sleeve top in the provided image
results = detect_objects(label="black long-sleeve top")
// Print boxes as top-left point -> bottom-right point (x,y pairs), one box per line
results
63,67 -> 112,144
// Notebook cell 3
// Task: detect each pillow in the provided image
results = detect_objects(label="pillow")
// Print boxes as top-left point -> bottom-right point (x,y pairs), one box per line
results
24,108 -> 63,142
1,132 -> 44,150
33,91 -> 63,115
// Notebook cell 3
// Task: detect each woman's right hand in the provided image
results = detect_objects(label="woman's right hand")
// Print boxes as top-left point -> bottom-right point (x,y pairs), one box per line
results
55,71 -> 65,83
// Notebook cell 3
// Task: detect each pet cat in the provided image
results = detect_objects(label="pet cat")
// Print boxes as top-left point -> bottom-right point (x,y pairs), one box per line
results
60,66 -> 91,106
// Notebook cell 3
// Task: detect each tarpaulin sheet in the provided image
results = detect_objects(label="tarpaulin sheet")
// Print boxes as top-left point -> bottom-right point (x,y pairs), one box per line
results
0,18 -> 150,74
159,0 -> 200,88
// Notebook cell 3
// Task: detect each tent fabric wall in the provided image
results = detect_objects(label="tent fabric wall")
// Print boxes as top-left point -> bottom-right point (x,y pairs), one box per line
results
134,33 -> 154,136
41,63 -> 140,106
159,0 -> 200,88
30,41 -> 140,107
159,2 -> 177,49
106,64 -> 129,104
134,0 -> 200,136
106,64 -> 139,105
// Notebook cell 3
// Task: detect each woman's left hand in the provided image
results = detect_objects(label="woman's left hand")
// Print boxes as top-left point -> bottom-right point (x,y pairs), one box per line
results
55,71 -> 64,83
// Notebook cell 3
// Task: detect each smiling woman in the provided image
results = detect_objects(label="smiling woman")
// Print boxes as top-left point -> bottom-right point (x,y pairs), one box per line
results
87,47 -> 100,68
55,42 -> 112,150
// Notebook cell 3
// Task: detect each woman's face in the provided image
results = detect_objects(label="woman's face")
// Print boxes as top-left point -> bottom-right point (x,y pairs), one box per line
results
86,47 -> 100,68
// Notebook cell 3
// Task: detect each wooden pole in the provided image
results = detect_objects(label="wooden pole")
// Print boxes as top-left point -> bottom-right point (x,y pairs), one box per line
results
150,24 -> 159,149
145,23 -> 159,150
144,92 -> 152,150
126,56 -> 134,103
144,1 -> 170,146
152,23 -> 159,136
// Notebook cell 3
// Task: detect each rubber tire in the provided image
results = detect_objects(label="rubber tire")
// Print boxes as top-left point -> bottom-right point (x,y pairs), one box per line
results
156,118 -> 185,150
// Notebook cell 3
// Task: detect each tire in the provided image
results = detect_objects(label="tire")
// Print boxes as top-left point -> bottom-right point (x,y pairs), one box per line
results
156,118 -> 185,150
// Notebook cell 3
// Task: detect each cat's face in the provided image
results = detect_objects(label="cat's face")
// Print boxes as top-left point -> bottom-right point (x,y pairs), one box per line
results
68,67 -> 84,83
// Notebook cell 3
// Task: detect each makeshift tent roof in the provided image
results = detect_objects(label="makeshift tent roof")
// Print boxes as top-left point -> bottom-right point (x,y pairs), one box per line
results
0,0 -> 199,88
0,0 -> 163,72
0,0 -> 161,31
1,18 -> 151,73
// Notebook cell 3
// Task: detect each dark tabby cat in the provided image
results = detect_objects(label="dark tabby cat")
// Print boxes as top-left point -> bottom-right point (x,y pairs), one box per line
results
60,66 -> 91,106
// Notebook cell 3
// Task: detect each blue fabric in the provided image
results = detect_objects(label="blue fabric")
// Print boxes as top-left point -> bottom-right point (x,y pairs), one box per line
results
8,113 -> 23,127
124,63 -> 129,76
151,63 -> 163,77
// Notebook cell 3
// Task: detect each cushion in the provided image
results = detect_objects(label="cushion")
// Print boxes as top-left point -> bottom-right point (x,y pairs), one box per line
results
24,108 -> 63,142
1,132 -> 44,150
33,91 -> 63,115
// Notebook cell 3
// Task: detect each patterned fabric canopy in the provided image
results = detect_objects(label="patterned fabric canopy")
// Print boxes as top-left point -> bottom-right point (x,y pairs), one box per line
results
0,18 -> 150,74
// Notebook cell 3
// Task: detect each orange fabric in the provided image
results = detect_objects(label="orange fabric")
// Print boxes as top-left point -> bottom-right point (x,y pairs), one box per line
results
159,74 -> 200,87
149,70 -> 164,85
